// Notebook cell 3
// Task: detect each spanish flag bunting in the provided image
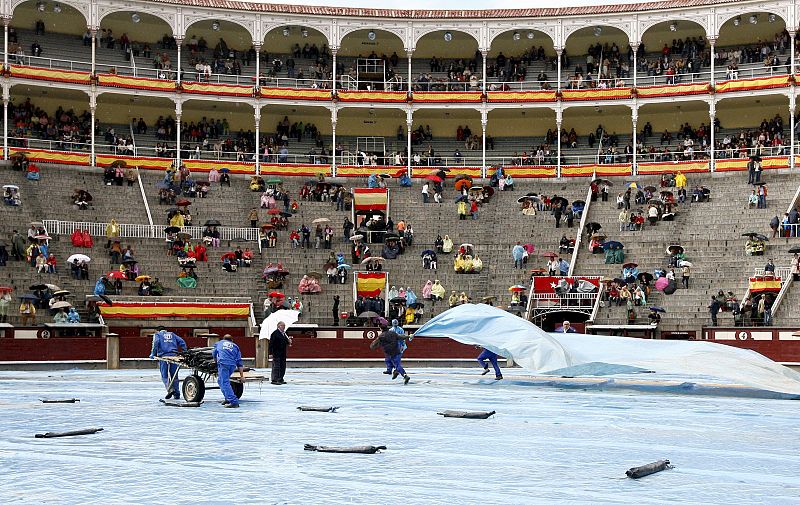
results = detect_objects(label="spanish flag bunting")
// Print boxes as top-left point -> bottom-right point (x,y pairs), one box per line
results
357,272 -> 387,297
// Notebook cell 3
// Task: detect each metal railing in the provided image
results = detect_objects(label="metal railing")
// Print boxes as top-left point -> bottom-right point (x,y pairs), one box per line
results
42,219 -> 260,243
569,184 -> 594,276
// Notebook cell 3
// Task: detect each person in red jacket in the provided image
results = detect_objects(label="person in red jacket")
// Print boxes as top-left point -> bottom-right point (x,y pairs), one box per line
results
81,229 -> 93,248
193,243 -> 207,262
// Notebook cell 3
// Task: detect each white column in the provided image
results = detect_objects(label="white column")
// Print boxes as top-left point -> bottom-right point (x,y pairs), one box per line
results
481,49 -> 488,92
3,17 -> 9,70
556,48 -> 563,93
556,107 -> 562,178
175,102 -> 182,166
91,26 -> 97,76
254,42 -> 261,89
709,100 -> 715,172
631,43 -> 638,87
176,37 -> 183,84
791,32 -> 796,75
481,109 -> 487,178
254,110 -> 261,174
406,109 -> 413,177
89,93 -> 96,164
2,86 -> 8,161
331,107 -> 338,176
406,49 -> 413,92
631,106 -> 638,176
708,37 -> 716,86
790,94 -> 796,170
331,46 -> 338,90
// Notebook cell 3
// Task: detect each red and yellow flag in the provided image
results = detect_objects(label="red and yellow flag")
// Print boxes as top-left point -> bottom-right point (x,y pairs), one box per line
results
352,188 -> 388,211
749,277 -> 781,294
356,272 -> 387,297
99,302 -> 251,319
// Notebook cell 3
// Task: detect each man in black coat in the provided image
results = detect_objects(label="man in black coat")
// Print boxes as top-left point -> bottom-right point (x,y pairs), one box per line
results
268,321 -> 291,384
370,323 -> 410,384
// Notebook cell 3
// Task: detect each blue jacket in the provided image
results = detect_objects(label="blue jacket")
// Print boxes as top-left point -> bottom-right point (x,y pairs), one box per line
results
213,339 -> 243,367
150,330 -> 187,358
94,279 -> 106,295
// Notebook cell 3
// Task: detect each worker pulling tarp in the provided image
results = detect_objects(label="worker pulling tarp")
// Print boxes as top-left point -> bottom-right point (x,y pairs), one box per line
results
415,304 -> 800,396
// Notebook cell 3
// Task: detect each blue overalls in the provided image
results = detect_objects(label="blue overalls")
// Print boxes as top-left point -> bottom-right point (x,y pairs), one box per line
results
213,339 -> 244,406
150,330 -> 187,397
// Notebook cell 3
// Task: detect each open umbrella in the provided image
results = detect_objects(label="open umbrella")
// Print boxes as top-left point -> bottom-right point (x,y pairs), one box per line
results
454,179 -> 472,191
623,262 -> 638,269
637,272 -> 654,283
460,243 -> 474,249
267,178 -> 283,185
45,283 -> 60,291
3,184 -> 19,190
649,306 -> 666,313
384,233 -> 400,241
654,277 -> 669,291
420,249 -> 435,256
196,181 -> 210,187
660,190 -> 674,197
679,261 -> 693,267
260,223 -> 275,230
176,199 -> 191,207
165,207 -> 179,214
626,182 -> 638,189
390,296 -> 407,304
34,234 -> 51,241
379,173 -> 391,179
541,251 -> 558,258
204,219 -> 222,227
592,178 -> 613,186
312,218 -> 331,224
789,246 -> 800,254
643,185 -> 657,193
349,234 -> 364,241
268,208 -> 281,215
110,159 -> 127,168
517,195 -> 537,204
164,226 -> 181,234
666,245 -> 684,255
425,174 -> 443,183
591,233 -> 606,240
409,302 -> 425,309
755,234 -> 769,242
306,271 -> 322,279
259,309 -> 301,340
135,275 -> 152,282
468,186 -> 484,193
550,196 -> 568,207
280,212 -> 292,218
107,271 -> 126,280
586,222 -> 602,233
51,300 -> 72,310
337,264 -> 351,270
0,286 -> 13,293
122,258 -> 138,265
220,252 -> 237,260
374,317 -> 389,327
52,290 -> 70,297
572,200 -> 586,207
177,232 -> 191,241
268,291 -> 286,299
30,221 -> 43,227
67,254 -> 91,264
358,311 -> 380,318
219,168 -> 230,173
361,257 -> 384,264
19,293 -> 39,300
508,285 -> 527,292
29,284 -> 47,291
741,232 -> 759,238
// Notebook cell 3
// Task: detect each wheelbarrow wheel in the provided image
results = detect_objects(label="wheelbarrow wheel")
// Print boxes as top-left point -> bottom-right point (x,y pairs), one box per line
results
182,375 -> 206,402
231,381 -> 244,399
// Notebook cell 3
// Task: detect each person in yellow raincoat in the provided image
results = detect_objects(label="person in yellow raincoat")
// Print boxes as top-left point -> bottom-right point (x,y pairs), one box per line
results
105,219 -> 120,248
170,212 -> 185,228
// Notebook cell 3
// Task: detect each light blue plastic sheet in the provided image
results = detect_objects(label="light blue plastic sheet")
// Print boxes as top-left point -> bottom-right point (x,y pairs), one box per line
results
415,304 -> 800,395
1,369 -> 799,504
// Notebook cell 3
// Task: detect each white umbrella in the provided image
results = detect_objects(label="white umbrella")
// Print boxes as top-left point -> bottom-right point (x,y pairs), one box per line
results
259,310 -> 301,340
2,184 -> 19,190
68,254 -> 91,264
312,218 -> 331,224
349,234 -> 364,241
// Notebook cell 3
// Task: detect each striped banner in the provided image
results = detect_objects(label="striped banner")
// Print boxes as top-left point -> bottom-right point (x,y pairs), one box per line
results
181,82 -> 254,97
716,156 -> 790,172
636,82 -> 709,98
352,188 -> 388,211
99,302 -> 252,319
10,65 -> 91,84
412,91 -> 483,103
260,164 -> 331,176
715,75 -> 790,94
749,276 -> 781,294
8,147 -> 89,166
502,166 -> 557,178
637,160 -> 709,175
410,167 -> 482,178
356,272 -> 387,297
183,159 -> 255,174
97,73 -> 176,92
561,88 -> 632,101
561,163 -> 632,177
337,90 -> 407,103
487,90 -> 556,103
260,88 -> 332,101
95,154 -> 173,171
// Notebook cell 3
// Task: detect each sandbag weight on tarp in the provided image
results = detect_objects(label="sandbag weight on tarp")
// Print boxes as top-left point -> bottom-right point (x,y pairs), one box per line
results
437,410 -> 496,419
626,459 -> 671,479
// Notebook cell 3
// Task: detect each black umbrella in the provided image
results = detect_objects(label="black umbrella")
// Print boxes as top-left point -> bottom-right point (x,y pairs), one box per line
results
592,178 -> 613,186
551,196 -> 567,206
788,246 -> 800,254
637,272 -> 654,283
164,226 -> 181,234
29,284 -> 47,291
455,195 -> 468,203
602,241 -> 624,250
755,234 -> 769,242
280,212 -> 293,218
587,222 -> 602,232
166,207 -> 179,213
741,232 -> 759,238
649,306 -> 666,313
379,173 -> 391,179
390,296 -> 407,304
643,185 -> 657,192
19,293 -> 39,300
384,233 -> 400,241
122,258 -> 137,265
204,219 -> 222,227
420,249 -> 435,256
409,302 -> 425,309
754,182 -> 767,186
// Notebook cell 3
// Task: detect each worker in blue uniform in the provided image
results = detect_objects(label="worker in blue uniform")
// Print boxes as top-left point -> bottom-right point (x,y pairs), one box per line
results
149,326 -> 187,399
384,319 -> 407,374
213,334 -> 245,408
477,347 -> 503,380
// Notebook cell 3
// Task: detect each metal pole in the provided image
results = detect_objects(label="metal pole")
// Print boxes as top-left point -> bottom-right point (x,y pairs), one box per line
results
556,109 -> 562,178
175,103 -> 182,167
556,49 -> 563,94
90,102 -> 96,165
91,27 -> 96,76
631,109 -> 638,176
3,96 -> 8,161
631,43 -> 638,88
790,95 -> 796,170
791,32 -> 796,76
176,37 -> 182,85
481,110 -> 487,179
254,42 -> 261,89
331,47 -> 337,91
3,18 -> 9,70
709,101 -> 715,172
406,50 -> 413,92
709,38 -> 716,86
254,112 -> 260,175
331,122 -> 337,177
406,110 -> 413,178
482,49 -> 488,92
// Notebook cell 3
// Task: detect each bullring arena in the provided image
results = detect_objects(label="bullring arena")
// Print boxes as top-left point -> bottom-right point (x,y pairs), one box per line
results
2,0 -> 800,503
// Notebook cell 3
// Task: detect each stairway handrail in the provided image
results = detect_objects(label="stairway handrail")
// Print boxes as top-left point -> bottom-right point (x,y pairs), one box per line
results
568,183 -> 594,276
